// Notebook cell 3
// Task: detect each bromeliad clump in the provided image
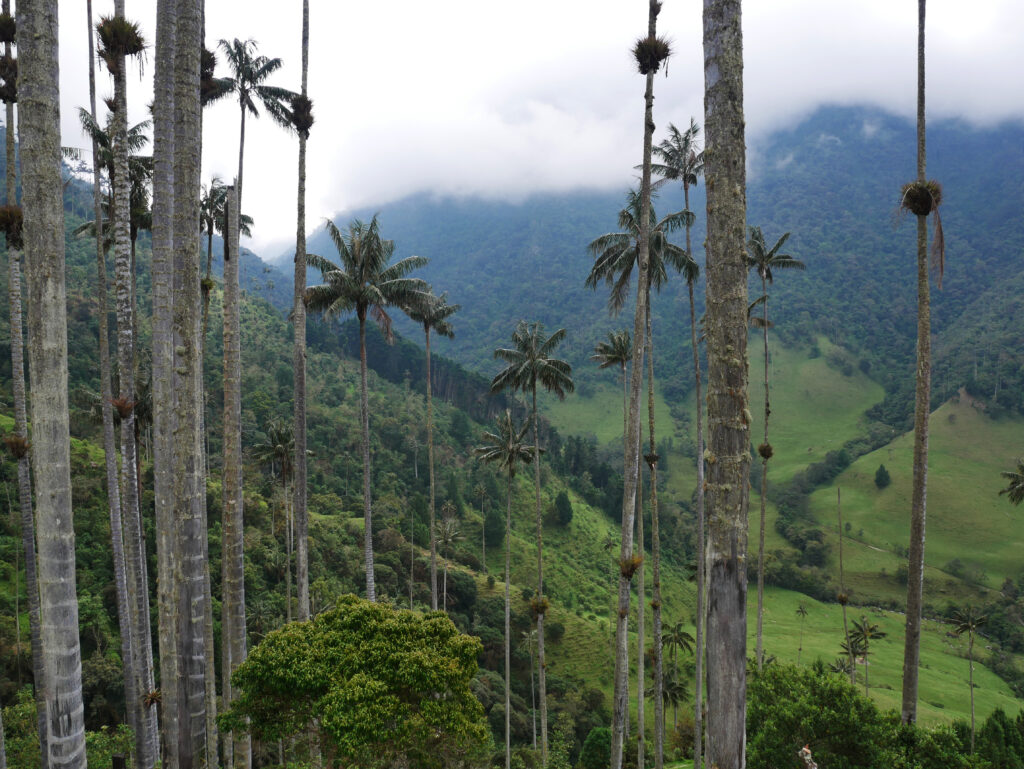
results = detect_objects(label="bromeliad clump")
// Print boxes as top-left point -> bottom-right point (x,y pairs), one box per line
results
96,15 -> 147,75
633,35 -> 672,75
900,179 -> 946,288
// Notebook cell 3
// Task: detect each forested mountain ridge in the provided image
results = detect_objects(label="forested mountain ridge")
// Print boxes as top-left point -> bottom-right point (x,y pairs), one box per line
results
302,105 -> 1024,427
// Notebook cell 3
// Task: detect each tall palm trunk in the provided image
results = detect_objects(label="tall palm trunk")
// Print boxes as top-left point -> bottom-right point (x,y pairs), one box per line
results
901,0 -> 930,726
5,6 -> 47,765
688,272 -> 706,769
18,0 -> 87,764
358,313 -> 377,601
86,0 -> 139,760
151,0 -> 179,762
968,630 -> 976,753
530,385 -> 549,767
755,273 -> 769,671
646,303 -> 665,769
170,0 -> 208,761
636,461 -> 644,768
222,185 -> 250,768
293,0 -> 311,623
504,473 -> 512,769
702,0 -> 750,767
427,326 -> 439,610
611,5 -> 658,767
529,638 -> 537,750
110,5 -> 158,762
837,488 -> 854,685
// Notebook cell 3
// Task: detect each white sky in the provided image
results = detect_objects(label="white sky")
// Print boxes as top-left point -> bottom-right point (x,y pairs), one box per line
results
54,0 -> 1024,259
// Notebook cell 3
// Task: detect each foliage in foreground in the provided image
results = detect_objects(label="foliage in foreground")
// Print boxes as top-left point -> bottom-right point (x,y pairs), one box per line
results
220,594 -> 490,768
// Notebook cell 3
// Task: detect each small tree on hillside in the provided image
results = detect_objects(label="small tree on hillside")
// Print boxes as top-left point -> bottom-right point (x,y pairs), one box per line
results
875,464 -> 892,489
553,490 -> 573,527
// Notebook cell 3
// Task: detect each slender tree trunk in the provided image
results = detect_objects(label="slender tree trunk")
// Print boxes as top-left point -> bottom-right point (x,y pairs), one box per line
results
755,276 -> 769,671
0,703 -> 5,769
18,0 -> 88,764
646,302 -> 665,769
5,11 -> 47,767
688,274 -> 706,769
529,639 -> 537,750
109,5 -> 158,761
901,0 -> 930,726
637,464 -> 645,769
837,488 -> 855,685
358,314 -> 377,601
427,327 -> 439,610
611,4 -> 658,766
171,1 -> 208,761
530,385 -> 549,767
222,185 -> 250,768
481,496 -> 486,573
86,0 -> 140,760
293,0 -> 311,623
410,503 -> 415,609
703,0 -> 750,767
504,474 -> 512,769
968,632 -> 975,753
285,496 -> 293,622
151,1 -> 178,763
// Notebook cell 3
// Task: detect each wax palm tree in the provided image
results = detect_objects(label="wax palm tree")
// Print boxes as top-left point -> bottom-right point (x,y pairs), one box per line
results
475,410 -> 536,769
250,419 -> 297,618
746,225 -> 804,671
18,0 -> 88,765
999,459 -> 1024,505
437,506 -> 463,612
306,216 -> 427,601
199,176 -> 253,342
592,329 -> 632,467
661,621 -> 694,727
490,320 -> 573,766
292,0 -> 314,627
217,37 -> 296,212
796,605 -> 809,664
520,629 -> 539,750
952,606 -> 986,752
851,616 -> 887,696
474,482 -> 488,571
901,0 -> 935,726
407,290 -> 460,610
652,119 -> 707,767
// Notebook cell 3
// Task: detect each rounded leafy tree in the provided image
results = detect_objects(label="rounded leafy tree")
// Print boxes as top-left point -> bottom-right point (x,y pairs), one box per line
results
221,595 -> 490,768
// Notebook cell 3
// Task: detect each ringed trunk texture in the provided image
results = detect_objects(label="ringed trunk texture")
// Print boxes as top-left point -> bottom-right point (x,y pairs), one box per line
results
688,275 -> 706,769
6,84 -> 49,769
901,0 -> 930,727
611,4 -> 659,765
293,0 -> 311,621
171,0 -> 208,761
223,185 -> 251,768
646,303 -> 665,769
703,0 -> 750,767
86,0 -> 139,760
530,386 -> 548,767
151,0 -> 179,762
636,467 -> 645,769
755,276 -> 769,671
427,327 -> 438,610
504,475 -> 512,769
18,0 -> 89,765
358,315 -> 377,601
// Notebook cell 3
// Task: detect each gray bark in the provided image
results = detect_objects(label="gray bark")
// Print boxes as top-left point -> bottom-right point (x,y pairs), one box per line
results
688,271 -> 706,769
755,274 -> 768,671
427,327 -> 438,610
5,6 -> 48,763
223,185 -> 251,768
646,304 -> 664,769
504,474 -> 512,769
703,0 -> 750,767
530,386 -> 548,767
171,0 -> 207,762
901,0 -> 930,726
86,0 -> 139,761
293,0 -> 311,622
636,462 -> 644,768
358,314 -> 377,601
968,632 -> 975,753
151,0 -> 178,764
109,4 -> 158,761
611,4 -> 658,766
837,489 -> 855,685
18,0 -> 88,764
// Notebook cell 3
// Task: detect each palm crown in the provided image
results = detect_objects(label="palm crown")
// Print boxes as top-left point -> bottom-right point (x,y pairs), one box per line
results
651,118 -> 705,189
746,226 -> 805,284
305,216 -> 428,340
218,38 -> 296,131
490,321 -> 574,401
999,459 -> 1024,505
474,410 -> 537,478
586,187 -> 695,312
406,290 -> 460,339
200,177 -> 254,240
591,330 -> 632,372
